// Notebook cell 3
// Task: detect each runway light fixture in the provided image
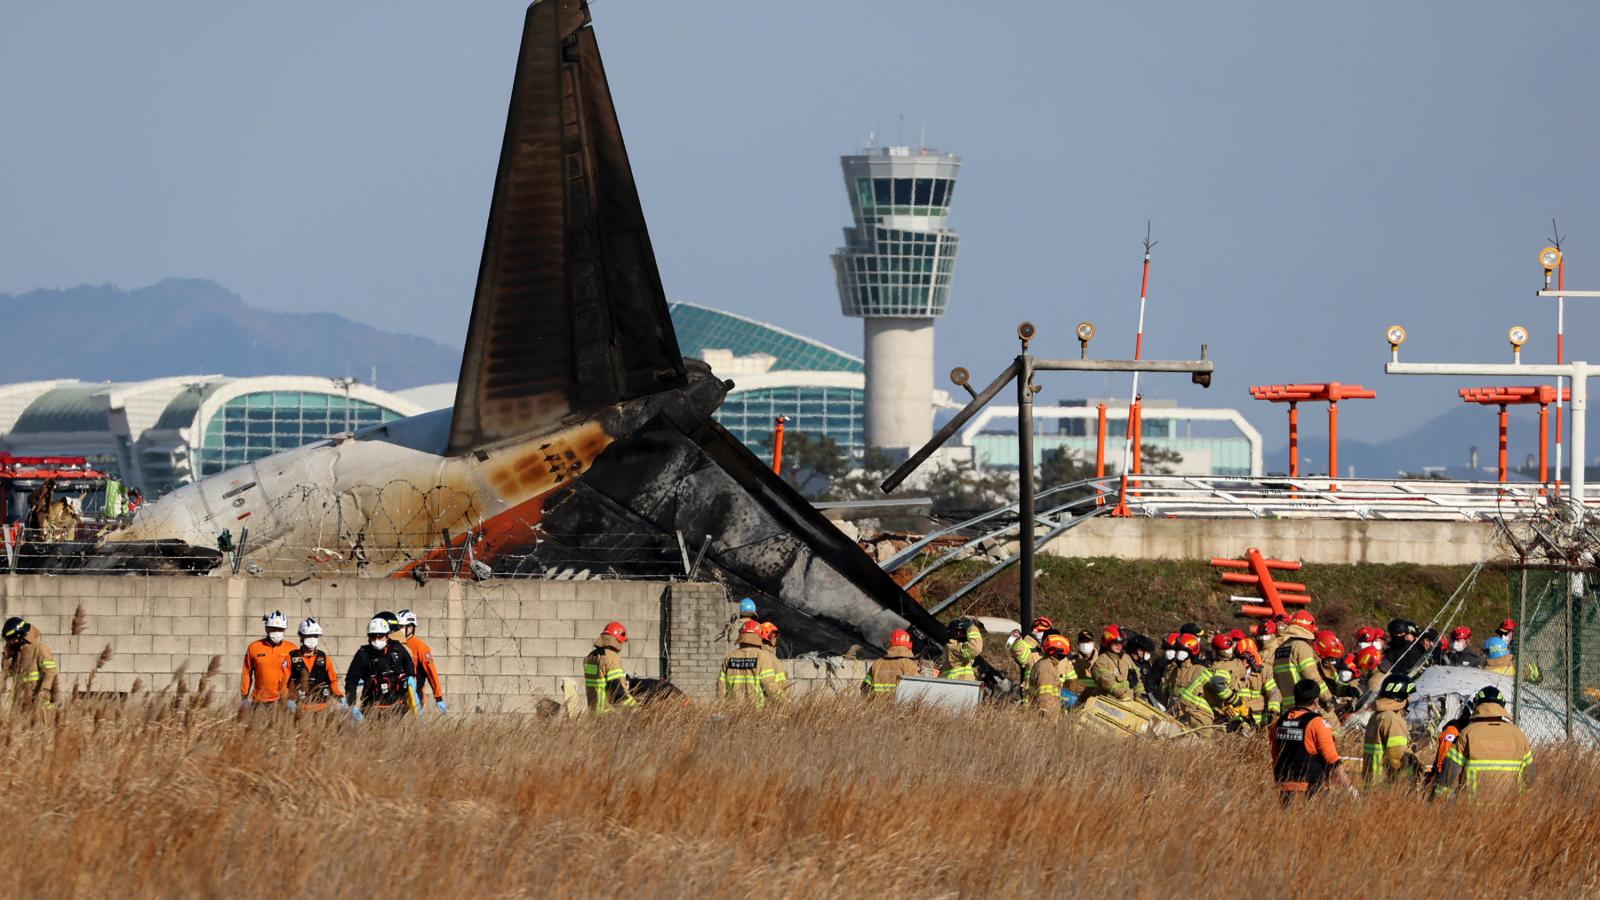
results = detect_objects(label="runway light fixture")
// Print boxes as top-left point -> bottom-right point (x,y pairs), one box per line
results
1386,324 -> 1407,350
1509,325 -> 1529,348
1076,321 -> 1096,357
1540,246 -> 1563,272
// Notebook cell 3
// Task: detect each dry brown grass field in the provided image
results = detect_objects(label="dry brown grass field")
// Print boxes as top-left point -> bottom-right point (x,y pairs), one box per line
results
5,693 -> 1598,899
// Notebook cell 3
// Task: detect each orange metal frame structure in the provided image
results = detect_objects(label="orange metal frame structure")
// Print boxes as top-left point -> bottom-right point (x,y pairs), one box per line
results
1249,382 -> 1376,486
1458,386 -> 1569,484
1210,548 -> 1312,619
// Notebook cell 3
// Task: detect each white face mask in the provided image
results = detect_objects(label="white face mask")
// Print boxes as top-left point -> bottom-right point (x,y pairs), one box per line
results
1078,642 -> 1095,656
1030,630 -> 1043,642
369,637 -> 388,651
266,631 -> 284,644
1372,639 -> 1386,652
1220,648 -> 1234,659
1164,649 -> 1176,661
1339,668 -> 1355,683
1451,640 -> 1466,652
1176,650 -> 1190,661
302,636 -> 319,651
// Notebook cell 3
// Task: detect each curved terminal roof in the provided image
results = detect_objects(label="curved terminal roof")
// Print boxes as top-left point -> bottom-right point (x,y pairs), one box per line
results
11,383 -> 111,434
669,302 -> 862,373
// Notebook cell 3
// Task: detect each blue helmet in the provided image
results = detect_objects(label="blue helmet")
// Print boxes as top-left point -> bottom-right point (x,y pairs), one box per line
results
1484,636 -> 1510,659
738,598 -> 758,617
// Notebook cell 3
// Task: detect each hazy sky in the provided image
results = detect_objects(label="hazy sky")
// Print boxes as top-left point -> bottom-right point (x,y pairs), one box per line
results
5,1 -> 1600,454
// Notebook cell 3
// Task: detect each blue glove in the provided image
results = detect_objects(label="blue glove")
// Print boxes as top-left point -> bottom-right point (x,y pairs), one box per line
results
350,704 -> 364,723
286,700 -> 298,714
1061,690 -> 1081,709
435,699 -> 448,715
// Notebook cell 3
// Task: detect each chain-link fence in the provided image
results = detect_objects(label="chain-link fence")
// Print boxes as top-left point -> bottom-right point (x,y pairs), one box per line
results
1508,567 -> 1600,742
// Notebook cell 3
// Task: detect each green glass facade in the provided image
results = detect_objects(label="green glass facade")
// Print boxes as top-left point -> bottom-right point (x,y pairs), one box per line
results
716,386 -> 865,457
668,303 -> 863,372
195,391 -> 403,477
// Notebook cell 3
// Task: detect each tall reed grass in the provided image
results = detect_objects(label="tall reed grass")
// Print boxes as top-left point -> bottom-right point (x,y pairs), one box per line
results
2,694 -> 1595,898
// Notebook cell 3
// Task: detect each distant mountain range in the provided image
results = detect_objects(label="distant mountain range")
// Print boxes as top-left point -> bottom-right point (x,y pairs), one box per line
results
0,279 -> 460,389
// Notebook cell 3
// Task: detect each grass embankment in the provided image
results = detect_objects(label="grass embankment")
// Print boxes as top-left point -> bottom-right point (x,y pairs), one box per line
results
8,697 -> 1597,897
918,557 -> 1510,666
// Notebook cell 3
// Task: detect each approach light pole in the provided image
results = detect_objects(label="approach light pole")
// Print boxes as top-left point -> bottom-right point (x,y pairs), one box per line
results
881,322 -> 1214,633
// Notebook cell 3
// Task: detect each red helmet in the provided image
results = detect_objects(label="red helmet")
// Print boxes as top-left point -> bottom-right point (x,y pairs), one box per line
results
1176,634 -> 1203,656
739,619 -> 764,636
889,629 -> 912,650
1289,610 -> 1317,630
1031,616 -> 1053,632
1255,619 -> 1278,637
1353,646 -> 1382,674
1228,628 -> 1247,642
1355,626 -> 1384,644
1164,632 -> 1181,648
1450,625 -> 1472,642
1101,624 -> 1125,645
1044,634 -> 1071,657
602,621 -> 628,643
1312,629 -> 1344,660
1498,618 -> 1516,634
759,622 -> 779,644
1211,633 -> 1235,653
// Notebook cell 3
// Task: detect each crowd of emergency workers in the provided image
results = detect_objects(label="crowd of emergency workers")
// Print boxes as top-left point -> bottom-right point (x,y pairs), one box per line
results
0,597 -> 1541,800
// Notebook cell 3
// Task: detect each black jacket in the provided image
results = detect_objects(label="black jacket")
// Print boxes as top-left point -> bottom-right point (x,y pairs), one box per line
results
345,641 -> 415,708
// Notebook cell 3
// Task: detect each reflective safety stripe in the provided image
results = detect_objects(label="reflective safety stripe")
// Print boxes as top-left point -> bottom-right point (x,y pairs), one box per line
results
1179,671 -> 1212,710
20,674 -> 40,682
943,665 -> 976,679
39,661 -> 56,669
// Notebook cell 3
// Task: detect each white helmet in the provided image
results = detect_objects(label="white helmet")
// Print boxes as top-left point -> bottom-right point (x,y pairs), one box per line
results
262,610 -> 288,630
397,610 -> 418,627
298,617 -> 323,637
366,617 -> 391,637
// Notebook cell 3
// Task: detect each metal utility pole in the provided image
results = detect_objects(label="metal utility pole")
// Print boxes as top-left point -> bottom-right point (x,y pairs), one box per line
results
883,322 -> 1213,631
1385,326 -> 1592,728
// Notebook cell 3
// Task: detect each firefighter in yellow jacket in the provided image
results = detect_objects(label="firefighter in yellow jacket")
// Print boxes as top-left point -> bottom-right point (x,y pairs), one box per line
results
582,621 -> 637,715
2,617 -> 56,709
1364,673 -> 1423,785
1028,634 -> 1072,719
720,620 -> 787,707
1088,624 -> 1138,700
1170,634 -> 1221,728
862,629 -> 920,698
1435,686 -> 1533,801
1273,610 -> 1331,715
941,618 -> 983,681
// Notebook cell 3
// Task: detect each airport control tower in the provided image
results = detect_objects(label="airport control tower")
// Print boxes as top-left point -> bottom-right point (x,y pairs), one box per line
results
831,145 -> 961,454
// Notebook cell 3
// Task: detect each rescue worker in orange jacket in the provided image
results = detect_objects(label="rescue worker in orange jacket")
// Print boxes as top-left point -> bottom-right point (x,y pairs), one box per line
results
1434,687 -> 1533,801
862,629 -> 921,698
1273,611 -> 1331,716
241,610 -> 295,709
1028,634 -> 1072,719
1363,673 -> 1423,786
940,618 -> 983,680
583,622 -> 637,715
2,617 -> 56,709
286,617 -> 344,713
1088,625 -> 1138,700
397,609 -> 446,714
1270,680 -> 1350,801
719,619 -> 787,707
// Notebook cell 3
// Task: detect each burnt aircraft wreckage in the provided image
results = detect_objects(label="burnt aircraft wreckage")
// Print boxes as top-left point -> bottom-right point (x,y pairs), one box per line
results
30,0 -> 943,656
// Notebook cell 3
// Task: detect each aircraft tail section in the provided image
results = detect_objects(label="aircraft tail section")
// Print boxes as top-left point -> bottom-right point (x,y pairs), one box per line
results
448,0 -> 686,455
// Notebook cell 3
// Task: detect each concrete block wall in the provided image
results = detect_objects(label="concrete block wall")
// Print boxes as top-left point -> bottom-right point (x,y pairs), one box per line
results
0,575 -> 704,714
663,581 -> 734,700
1047,517 -> 1499,566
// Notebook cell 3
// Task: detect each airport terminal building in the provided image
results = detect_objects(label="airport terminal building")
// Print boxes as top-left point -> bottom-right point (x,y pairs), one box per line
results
0,376 -> 428,497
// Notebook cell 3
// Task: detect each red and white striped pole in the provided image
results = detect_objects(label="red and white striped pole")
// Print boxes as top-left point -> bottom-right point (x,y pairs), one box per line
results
1114,225 -> 1155,515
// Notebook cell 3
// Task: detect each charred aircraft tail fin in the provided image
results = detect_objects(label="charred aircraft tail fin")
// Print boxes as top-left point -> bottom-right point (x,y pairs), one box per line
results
448,0 -> 686,455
